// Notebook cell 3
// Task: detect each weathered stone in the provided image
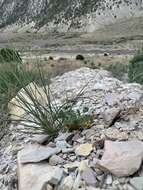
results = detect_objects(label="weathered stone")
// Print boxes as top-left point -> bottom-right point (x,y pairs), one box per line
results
78,160 -> 89,172
59,175 -> 74,190
130,177 -> 143,190
105,175 -> 112,185
18,160 -> 56,190
49,155 -> 64,166
104,128 -> 128,140
75,143 -> 93,156
49,167 -> 63,185
62,148 -> 74,153
64,161 -> 80,171
19,144 -> 60,163
105,93 -> 120,106
55,133 -> 73,142
56,141 -> 71,149
97,141 -> 143,177
31,134 -> 49,144
102,108 -> 121,127
46,184 -> 53,190
73,173 -> 81,189
81,168 -> 97,187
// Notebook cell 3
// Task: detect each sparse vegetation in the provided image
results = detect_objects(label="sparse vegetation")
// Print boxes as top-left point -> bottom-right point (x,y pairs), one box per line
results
0,52 -> 94,137
76,54 -> 85,61
0,48 -> 22,63
106,63 -> 128,80
9,70 -> 94,137
0,49 -> 35,110
128,50 -> 143,84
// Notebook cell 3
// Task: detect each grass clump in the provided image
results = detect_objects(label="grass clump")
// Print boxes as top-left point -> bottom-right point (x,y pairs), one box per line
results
106,63 -> 127,80
128,50 -> 143,84
0,48 -> 22,63
0,62 -> 36,110
2,64 -> 94,138
12,77 -> 94,138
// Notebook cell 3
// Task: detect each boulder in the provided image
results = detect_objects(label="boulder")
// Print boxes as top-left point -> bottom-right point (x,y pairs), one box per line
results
97,140 -> 143,177
17,160 -> 56,190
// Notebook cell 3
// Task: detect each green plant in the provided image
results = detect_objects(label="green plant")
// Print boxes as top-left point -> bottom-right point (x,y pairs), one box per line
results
58,108 -> 93,131
0,48 -> 22,63
106,63 -> 127,80
128,51 -> 143,84
76,54 -> 85,61
0,62 -> 35,109
8,69 -> 94,138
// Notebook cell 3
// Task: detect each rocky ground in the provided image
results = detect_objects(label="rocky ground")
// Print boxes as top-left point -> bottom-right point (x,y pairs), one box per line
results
1,67 -> 143,190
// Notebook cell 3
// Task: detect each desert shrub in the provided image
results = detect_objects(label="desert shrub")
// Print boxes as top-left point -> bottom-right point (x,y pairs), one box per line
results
49,56 -> 54,60
106,63 -> 127,80
0,48 -> 22,63
128,51 -> 143,84
76,54 -> 85,61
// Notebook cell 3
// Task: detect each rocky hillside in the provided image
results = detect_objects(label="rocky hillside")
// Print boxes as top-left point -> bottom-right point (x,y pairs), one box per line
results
1,67 -> 143,190
0,0 -> 143,32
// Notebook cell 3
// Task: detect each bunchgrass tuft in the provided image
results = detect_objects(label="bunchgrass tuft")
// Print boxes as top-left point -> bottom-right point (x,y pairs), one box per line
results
8,67 -> 94,138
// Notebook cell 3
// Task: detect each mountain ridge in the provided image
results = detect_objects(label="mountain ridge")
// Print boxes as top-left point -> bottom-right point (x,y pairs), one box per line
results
0,0 -> 143,32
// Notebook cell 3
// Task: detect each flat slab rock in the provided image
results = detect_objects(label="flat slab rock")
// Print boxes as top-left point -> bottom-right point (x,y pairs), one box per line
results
17,147 -> 63,190
18,144 -> 60,163
97,140 -> 143,177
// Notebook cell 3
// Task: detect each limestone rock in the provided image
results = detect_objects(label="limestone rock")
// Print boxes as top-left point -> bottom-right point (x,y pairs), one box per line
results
18,160 -> 56,190
104,128 -> 128,140
130,177 -> 143,190
31,134 -> 49,144
75,143 -> 93,156
78,160 -> 89,172
49,155 -> 64,166
81,168 -> 97,187
97,141 -> 143,177
102,108 -> 121,127
59,175 -> 74,190
18,144 -> 60,163
64,161 -> 80,171
48,167 -> 63,185
46,184 -> 53,190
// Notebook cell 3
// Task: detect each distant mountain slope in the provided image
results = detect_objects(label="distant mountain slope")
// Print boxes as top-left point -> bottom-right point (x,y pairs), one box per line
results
0,0 -> 143,32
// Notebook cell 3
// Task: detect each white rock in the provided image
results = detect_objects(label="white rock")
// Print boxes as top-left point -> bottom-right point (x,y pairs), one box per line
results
49,155 -> 64,166
105,175 -> 112,185
59,175 -> 74,190
49,167 -> 63,185
130,177 -> 143,190
102,108 -> 121,127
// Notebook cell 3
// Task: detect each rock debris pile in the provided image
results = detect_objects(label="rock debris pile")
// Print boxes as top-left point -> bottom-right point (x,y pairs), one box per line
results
1,67 -> 143,190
